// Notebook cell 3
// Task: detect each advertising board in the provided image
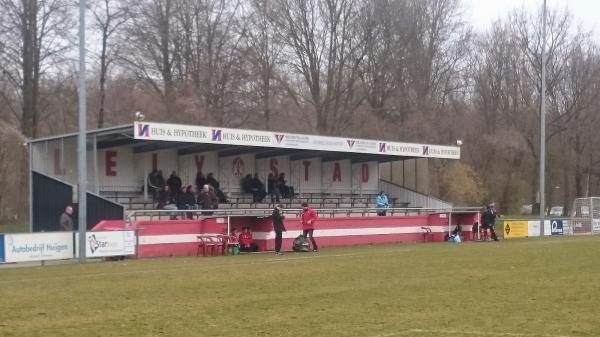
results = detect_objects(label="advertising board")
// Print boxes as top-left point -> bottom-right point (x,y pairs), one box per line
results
4,232 -> 74,263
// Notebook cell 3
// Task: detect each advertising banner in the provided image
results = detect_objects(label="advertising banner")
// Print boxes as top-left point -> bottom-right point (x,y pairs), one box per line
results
134,122 -> 461,160
4,233 -> 74,263
504,221 -> 528,238
0,234 -> 4,262
75,231 -> 136,258
527,220 -> 552,237
550,220 -> 564,235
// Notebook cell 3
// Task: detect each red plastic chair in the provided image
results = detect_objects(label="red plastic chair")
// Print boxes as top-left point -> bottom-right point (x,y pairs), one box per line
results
197,235 -> 227,256
421,227 -> 433,242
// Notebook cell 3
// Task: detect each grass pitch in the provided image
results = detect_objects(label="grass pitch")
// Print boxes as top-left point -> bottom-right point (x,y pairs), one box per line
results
1,236 -> 599,337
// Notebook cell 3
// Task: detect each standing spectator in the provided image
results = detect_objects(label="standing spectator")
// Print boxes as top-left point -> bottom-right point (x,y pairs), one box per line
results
272,204 -> 287,255
147,169 -> 160,201
59,205 -> 74,231
268,173 -> 281,203
206,172 -> 227,202
300,202 -> 318,252
375,191 -> 389,216
198,184 -> 219,216
167,171 -> 182,197
482,202 -> 500,241
239,227 -> 259,252
156,170 -> 166,190
195,172 -> 206,191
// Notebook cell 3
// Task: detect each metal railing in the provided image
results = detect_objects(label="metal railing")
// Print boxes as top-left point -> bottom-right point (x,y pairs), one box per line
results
125,206 -> 482,223
379,179 -> 452,209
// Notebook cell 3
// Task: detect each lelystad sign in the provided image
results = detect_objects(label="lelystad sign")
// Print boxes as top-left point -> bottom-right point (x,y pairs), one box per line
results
134,122 -> 461,160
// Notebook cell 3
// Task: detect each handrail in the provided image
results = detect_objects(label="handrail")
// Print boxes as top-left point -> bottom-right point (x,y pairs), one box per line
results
124,206 -> 483,223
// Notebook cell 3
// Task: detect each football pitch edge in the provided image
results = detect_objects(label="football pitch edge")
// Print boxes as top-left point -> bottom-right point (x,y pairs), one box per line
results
0,236 -> 599,337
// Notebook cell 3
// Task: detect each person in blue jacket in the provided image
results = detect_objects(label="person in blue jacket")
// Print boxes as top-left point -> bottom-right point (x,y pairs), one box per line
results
375,191 -> 389,216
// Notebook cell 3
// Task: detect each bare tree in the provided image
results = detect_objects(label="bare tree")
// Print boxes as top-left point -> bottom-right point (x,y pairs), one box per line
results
120,0 -> 179,117
0,0 -> 74,138
273,0 -> 369,135
90,0 -> 129,128
174,0 -> 249,126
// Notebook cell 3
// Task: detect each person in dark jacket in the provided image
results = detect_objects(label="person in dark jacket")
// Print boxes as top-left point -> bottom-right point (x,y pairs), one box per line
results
206,173 -> 227,202
147,169 -> 160,201
481,202 -> 499,241
267,173 -> 280,203
167,171 -> 182,197
178,185 -> 197,219
252,173 -> 267,202
242,174 -> 256,199
272,204 -> 287,255
198,184 -> 219,216
195,172 -> 206,191
277,173 -> 294,198
59,205 -> 74,231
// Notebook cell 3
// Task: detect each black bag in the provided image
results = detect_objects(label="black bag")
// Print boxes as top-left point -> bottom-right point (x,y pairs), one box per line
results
292,235 -> 311,252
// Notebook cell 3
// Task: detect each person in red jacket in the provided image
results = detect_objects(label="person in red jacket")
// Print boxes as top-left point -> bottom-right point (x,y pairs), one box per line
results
300,202 -> 318,252
238,227 -> 258,252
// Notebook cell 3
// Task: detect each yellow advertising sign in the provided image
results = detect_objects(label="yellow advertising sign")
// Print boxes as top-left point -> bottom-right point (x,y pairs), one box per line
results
503,221 -> 528,238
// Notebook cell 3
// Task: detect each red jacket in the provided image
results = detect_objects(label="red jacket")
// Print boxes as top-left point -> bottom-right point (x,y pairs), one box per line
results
239,232 -> 253,246
301,208 -> 318,230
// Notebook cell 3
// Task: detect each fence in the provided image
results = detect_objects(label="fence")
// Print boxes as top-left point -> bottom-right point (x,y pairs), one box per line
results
379,179 -> 452,209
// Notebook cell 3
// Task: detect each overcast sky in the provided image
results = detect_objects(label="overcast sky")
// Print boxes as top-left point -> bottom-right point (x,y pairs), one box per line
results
463,0 -> 600,38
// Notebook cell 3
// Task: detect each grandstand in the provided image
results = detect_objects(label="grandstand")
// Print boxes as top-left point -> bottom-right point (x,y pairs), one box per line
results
28,121 -> 473,255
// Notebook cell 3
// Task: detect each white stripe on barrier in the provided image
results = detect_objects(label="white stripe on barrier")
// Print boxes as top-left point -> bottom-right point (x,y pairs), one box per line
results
137,226 -> 446,245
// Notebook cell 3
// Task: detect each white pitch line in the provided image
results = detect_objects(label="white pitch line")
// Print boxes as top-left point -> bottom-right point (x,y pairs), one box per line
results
0,248 -> 413,284
373,328 -> 575,337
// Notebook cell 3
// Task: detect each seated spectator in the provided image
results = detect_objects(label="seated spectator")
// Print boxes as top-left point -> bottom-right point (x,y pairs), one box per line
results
167,171 -> 182,197
198,184 -> 219,216
375,191 -> 389,216
242,174 -> 255,195
242,174 -> 266,203
157,185 -> 178,219
239,227 -> 258,252
177,185 -> 197,219
267,173 -> 281,203
206,172 -> 227,202
252,173 -> 267,202
276,173 -> 294,198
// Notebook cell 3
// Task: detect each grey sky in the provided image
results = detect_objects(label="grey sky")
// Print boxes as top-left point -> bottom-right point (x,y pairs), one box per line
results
463,0 -> 600,38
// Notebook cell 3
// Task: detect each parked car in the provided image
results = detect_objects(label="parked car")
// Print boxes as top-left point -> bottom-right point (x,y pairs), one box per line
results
520,204 -> 533,215
548,206 -> 564,217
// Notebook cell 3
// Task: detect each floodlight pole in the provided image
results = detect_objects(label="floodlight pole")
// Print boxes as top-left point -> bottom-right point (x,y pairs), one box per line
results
539,0 -> 547,237
77,0 -> 87,262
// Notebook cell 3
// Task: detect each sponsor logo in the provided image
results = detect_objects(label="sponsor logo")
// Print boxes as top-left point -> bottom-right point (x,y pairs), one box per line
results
274,134 -> 285,144
212,129 -> 222,141
422,146 -> 429,155
88,234 -> 105,254
137,124 -> 150,137
379,143 -> 386,152
347,140 -> 355,148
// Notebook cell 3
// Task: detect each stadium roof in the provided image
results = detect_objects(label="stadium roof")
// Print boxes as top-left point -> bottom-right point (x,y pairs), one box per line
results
29,121 -> 461,162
